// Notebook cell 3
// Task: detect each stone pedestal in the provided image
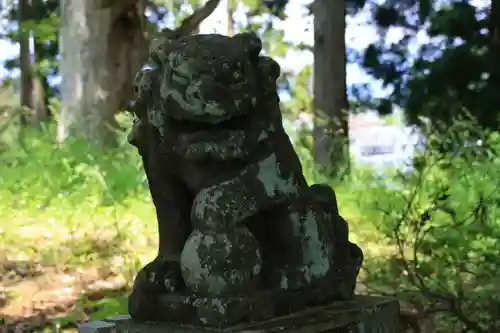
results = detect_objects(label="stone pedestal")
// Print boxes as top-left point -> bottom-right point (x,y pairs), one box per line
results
78,296 -> 403,333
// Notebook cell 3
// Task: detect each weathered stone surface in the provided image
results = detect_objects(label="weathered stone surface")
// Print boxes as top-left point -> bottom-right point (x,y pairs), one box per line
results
126,32 -> 364,327
78,296 -> 403,332
180,227 -> 262,296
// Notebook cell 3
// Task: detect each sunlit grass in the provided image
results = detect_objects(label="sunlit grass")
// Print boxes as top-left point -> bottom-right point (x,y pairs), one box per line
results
0,125 -> 384,272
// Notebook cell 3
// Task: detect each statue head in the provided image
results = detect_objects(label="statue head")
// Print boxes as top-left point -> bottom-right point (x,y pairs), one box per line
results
131,33 -> 281,128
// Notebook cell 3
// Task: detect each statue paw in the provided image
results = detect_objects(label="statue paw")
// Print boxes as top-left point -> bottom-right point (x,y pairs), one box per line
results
180,228 -> 262,296
136,257 -> 185,293
129,258 -> 186,320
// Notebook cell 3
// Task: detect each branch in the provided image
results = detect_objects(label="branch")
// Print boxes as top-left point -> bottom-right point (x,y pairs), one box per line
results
166,0 -> 222,38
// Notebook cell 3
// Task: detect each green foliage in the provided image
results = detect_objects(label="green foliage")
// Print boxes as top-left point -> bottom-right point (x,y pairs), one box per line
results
1,126 -> 145,208
0,115 -> 158,269
1,0 -> 60,99
356,116 -> 500,332
356,0 -> 500,129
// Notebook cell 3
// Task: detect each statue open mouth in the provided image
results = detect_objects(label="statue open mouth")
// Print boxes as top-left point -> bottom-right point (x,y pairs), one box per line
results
160,73 -> 235,124
157,51 -> 252,124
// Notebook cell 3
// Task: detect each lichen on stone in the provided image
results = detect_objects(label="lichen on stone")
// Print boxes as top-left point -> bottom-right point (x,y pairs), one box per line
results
180,228 -> 262,297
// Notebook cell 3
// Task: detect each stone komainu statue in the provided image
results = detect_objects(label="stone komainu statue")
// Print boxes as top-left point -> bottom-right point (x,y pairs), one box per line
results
127,32 -> 363,327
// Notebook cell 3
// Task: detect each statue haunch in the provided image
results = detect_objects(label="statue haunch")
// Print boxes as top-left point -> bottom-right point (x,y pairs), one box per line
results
127,32 -> 363,326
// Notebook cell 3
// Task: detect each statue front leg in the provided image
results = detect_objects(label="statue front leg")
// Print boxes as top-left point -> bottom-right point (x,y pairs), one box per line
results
189,152 -> 306,231
128,146 -> 193,320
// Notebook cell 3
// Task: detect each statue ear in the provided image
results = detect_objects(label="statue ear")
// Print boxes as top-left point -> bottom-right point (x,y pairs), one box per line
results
149,37 -> 182,69
257,56 -> 281,83
233,32 -> 262,62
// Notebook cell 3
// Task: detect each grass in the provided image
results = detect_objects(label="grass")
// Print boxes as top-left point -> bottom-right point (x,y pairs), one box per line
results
0,124 -> 386,332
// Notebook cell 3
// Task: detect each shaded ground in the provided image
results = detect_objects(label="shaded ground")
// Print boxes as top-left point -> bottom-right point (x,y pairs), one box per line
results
0,260 -> 127,333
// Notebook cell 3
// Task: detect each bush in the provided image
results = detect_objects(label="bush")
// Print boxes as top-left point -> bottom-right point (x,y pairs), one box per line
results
1,124 -> 146,206
358,117 -> 500,332
0,119 -> 157,272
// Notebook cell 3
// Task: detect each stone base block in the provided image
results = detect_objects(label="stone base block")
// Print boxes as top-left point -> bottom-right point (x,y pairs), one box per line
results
153,292 -> 275,326
78,296 -> 403,333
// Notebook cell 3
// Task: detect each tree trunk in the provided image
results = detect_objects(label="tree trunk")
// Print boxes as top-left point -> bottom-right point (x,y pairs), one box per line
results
58,0 -> 146,147
31,74 -> 48,126
18,0 -> 49,128
58,0 -> 221,147
31,41 -> 50,126
227,0 -> 235,36
312,0 -> 350,178
18,0 -> 33,125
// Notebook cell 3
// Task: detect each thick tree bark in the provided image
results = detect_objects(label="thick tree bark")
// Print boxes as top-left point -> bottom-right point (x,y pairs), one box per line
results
32,40 -> 49,125
58,0 -> 146,146
31,75 -> 48,126
312,0 -> 350,177
58,0 -> 221,147
18,0 -> 50,128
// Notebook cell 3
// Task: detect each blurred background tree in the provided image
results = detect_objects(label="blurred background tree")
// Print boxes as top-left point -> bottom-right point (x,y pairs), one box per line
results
353,0 -> 500,130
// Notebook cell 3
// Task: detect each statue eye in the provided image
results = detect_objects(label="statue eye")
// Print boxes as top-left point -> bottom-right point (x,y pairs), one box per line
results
231,62 -> 244,80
